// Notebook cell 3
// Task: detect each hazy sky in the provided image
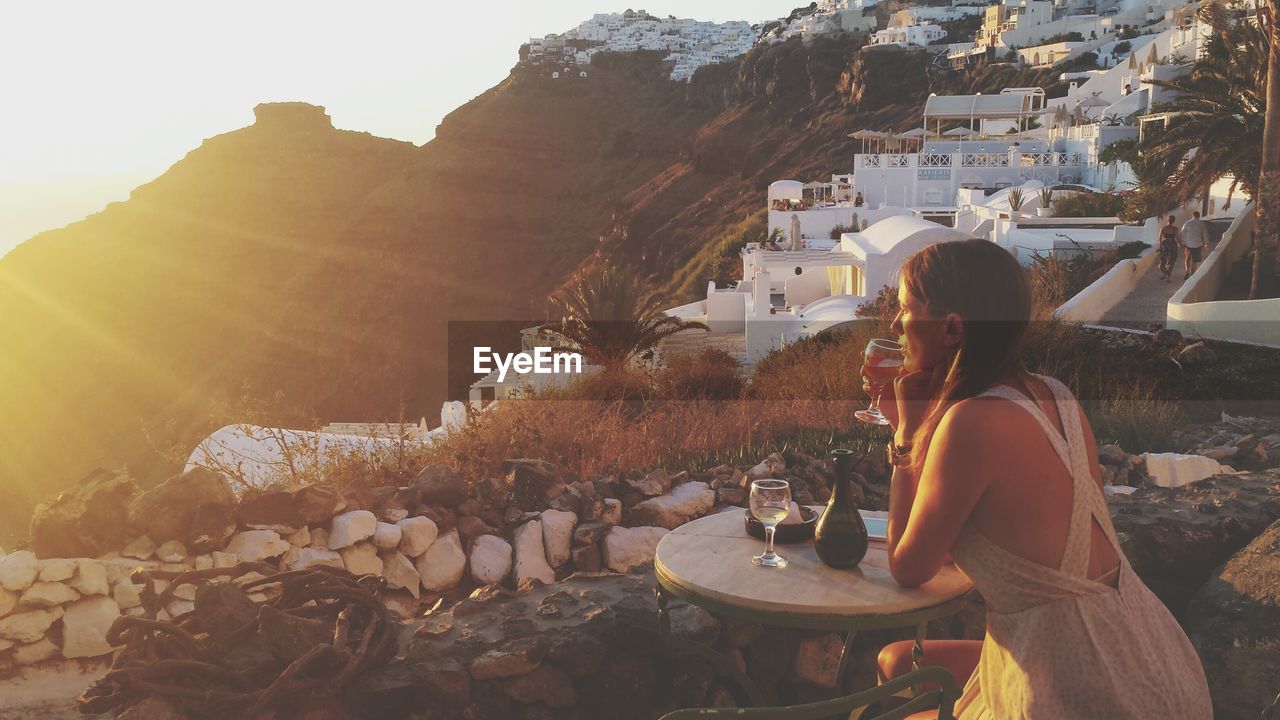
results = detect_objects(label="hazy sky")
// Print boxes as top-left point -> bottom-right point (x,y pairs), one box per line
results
0,1 -> 793,256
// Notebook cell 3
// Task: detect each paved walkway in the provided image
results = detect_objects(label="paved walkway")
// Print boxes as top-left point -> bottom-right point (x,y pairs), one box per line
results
1097,222 -> 1228,331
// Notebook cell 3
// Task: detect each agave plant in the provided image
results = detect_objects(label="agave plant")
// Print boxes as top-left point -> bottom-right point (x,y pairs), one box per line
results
1007,187 -> 1025,212
540,260 -> 709,368
1038,186 -> 1054,212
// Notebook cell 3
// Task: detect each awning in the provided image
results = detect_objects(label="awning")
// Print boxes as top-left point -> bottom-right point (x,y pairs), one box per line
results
923,94 -> 1032,120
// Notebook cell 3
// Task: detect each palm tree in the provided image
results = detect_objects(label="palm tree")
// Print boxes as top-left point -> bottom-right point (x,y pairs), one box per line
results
1257,0 -> 1280,298
540,260 -> 709,368
1141,2 -> 1265,201
1139,0 -> 1274,296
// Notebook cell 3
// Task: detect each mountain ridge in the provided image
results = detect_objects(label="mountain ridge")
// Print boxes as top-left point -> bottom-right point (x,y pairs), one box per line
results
0,37 -> 1063,542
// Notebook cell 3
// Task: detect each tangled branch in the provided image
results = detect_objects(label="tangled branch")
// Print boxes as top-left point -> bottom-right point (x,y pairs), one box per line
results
78,564 -> 398,718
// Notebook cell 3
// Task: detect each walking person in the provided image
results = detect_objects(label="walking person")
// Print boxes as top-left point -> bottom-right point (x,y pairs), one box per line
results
1180,210 -> 1208,279
1157,215 -> 1180,282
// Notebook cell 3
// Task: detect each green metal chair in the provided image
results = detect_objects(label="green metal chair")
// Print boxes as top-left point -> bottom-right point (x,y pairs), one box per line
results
657,665 -> 961,720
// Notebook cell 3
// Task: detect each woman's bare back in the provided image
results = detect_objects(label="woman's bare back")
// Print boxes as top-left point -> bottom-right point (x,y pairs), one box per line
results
961,376 -> 1121,587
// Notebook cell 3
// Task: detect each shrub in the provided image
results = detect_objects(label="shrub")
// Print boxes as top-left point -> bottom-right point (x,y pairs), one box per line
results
1114,241 -> 1150,260
656,348 -> 745,400
1113,40 -> 1132,55
1085,383 -> 1184,452
1052,190 -> 1126,218
855,285 -> 900,322
829,223 -> 856,239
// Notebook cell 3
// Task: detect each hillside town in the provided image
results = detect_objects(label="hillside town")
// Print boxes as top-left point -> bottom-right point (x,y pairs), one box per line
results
4,1 -> 1279,718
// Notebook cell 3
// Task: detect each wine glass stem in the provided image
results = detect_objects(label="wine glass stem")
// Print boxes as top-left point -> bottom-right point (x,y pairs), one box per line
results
867,382 -> 882,414
765,525 -> 777,557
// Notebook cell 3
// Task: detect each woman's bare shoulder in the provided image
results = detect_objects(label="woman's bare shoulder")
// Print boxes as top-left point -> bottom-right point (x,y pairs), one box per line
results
937,394 -> 1048,454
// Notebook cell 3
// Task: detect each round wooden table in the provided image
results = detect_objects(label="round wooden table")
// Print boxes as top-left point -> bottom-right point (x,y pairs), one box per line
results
653,507 -> 974,707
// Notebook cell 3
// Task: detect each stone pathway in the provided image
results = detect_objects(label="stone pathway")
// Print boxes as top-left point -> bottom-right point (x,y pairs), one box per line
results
1097,222 -> 1228,331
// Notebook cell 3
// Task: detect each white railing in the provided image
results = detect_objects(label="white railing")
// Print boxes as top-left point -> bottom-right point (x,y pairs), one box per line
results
920,153 -> 952,167
889,154 -> 910,167
862,155 -> 881,167
961,153 -> 1010,167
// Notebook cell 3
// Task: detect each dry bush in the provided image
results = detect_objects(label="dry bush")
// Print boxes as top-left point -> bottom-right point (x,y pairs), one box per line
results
415,396 -> 882,482
750,322 -> 885,402
656,348 -> 745,400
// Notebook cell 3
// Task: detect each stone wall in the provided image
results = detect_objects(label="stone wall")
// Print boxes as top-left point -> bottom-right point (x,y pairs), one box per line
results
6,455 -> 1279,718
3,451 -> 862,676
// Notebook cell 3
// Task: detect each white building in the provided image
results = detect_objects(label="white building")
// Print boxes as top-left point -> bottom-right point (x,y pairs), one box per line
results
872,24 -> 947,47
662,216 -> 973,363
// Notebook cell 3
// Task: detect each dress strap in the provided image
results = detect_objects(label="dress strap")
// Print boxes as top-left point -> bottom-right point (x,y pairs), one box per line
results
1034,375 -> 1123,576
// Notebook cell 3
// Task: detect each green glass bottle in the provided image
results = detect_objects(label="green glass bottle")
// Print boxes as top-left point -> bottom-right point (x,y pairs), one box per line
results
814,448 -> 869,568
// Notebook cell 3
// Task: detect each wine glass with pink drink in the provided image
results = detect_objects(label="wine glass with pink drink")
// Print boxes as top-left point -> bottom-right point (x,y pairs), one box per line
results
854,338 -> 903,425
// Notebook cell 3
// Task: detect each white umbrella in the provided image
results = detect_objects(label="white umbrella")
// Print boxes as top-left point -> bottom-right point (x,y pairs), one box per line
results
789,214 -> 803,251
943,127 -> 977,137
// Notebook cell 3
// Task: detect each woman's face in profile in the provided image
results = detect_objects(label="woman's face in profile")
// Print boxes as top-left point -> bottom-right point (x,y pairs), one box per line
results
891,284 -> 954,373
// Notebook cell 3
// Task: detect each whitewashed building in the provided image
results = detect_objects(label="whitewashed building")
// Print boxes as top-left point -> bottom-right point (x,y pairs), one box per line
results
871,24 -> 947,47
662,216 -> 973,363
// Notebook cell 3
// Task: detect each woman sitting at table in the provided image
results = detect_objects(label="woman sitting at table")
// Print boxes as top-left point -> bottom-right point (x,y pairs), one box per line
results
865,240 -> 1211,719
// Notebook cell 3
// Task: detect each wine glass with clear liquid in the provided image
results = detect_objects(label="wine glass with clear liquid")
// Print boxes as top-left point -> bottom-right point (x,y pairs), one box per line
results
749,479 -> 791,568
855,338 -> 904,425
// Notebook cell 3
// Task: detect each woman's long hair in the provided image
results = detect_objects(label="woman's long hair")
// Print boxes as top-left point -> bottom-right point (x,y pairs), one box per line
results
899,239 -> 1032,473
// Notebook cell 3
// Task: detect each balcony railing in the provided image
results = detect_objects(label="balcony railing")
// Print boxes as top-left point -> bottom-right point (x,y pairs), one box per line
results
920,153 -> 952,167
961,152 -> 1010,167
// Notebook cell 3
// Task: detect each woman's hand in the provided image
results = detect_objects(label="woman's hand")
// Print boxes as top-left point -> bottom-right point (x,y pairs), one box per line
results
891,362 -> 949,445
861,365 -> 902,429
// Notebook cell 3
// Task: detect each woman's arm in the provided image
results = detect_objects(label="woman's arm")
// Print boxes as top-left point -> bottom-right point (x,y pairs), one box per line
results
888,400 -> 996,587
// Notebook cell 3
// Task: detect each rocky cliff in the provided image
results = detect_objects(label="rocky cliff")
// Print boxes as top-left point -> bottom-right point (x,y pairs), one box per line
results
0,37 -> 1065,543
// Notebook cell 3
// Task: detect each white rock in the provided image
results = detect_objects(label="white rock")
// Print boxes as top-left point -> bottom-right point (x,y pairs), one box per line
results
286,547 -> 344,571
1142,452 -> 1235,488
0,551 -> 39,592
329,510 -> 378,550
62,596 -> 121,658
513,520 -> 555,586
155,541 -> 187,564
0,587 -> 16,617
794,633 -> 845,689
113,582 -> 143,610
601,498 -> 623,526
70,561 -> 110,597
468,535 -> 512,585
212,551 -> 239,569
194,554 -> 214,571
121,536 -> 157,560
381,551 -> 421,598
14,637 -> 59,665
37,559 -> 77,583
226,530 -> 290,562
0,607 -> 64,643
1104,485 -> 1138,496
18,582 -> 80,608
398,516 -> 439,558
172,584 -> 197,601
602,526 -> 669,573
628,482 -> 716,530
166,600 -> 195,619
372,522 -> 403,551
417,529 -> 466,592
541,510 -> 577,568
287,527 -> 312,547
338,542 -> 383,576
746,460 -> 773,480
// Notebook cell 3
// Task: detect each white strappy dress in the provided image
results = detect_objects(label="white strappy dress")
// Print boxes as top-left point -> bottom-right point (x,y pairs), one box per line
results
950,375 -> 1213,719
